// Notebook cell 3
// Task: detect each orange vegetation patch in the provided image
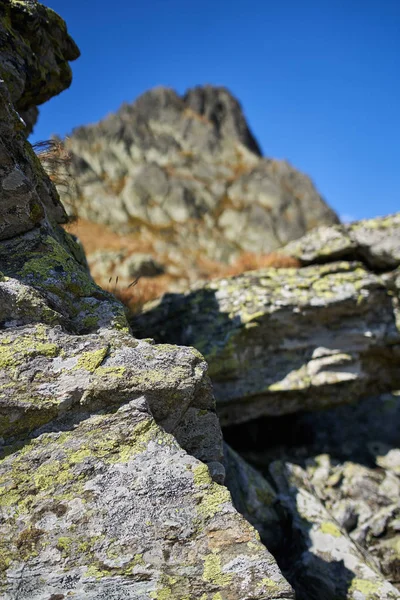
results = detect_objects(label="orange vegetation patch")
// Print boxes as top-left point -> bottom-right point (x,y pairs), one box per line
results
63,219 -> 300,316
197,251 -> 300,280
64,218 -> 154,255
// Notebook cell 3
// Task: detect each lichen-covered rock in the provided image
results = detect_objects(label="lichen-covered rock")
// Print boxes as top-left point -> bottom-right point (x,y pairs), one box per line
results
0,0 -> 80,134
0,82 -> 68,239
134,260 -> 400,424
269,461 -> 400,600
281,212 -> 400,271
224,444 -> 283,554
0,398 -> 294,600
55,85 -> 338,280
224,390 -> 400,593
0,323 -> 223,467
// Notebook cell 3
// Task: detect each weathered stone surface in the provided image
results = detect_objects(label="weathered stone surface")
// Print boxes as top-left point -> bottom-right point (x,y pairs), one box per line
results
0,82 -> 68,240
223,390 -> 400,596
134,260 -> 400,424
281,391 -> 400,590
224,443 -> 283,554
269,461 -> 400,600
55,85 -> 338,280
0,323 -> 223,471
281,213 -> 400,271
0,398 -> 294,600
0,0 -> 80,134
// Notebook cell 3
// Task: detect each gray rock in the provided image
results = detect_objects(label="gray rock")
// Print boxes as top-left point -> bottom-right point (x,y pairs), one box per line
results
134,260 -> 400,424
0,0 -> 79,135
281,213 -> 400,271
270,460 -> 400,600
54,85 -> 338,277
224,443 -> 283,553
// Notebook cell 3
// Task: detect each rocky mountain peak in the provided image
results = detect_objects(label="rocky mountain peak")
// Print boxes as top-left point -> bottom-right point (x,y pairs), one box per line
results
58,84 -> 339,289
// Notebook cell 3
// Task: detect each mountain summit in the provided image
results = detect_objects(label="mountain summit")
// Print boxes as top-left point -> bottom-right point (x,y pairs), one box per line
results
60,85 -> 338,277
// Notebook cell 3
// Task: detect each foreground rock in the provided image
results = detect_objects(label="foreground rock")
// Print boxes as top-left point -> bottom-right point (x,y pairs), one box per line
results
134,257 -> 400,424
1,399 -> 294,600
55,84 -> 338,285
0,3 -> 294,599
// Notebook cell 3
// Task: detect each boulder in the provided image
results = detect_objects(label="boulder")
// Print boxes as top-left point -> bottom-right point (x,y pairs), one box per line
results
134,259 -> 400,424
0,0 -> 80,135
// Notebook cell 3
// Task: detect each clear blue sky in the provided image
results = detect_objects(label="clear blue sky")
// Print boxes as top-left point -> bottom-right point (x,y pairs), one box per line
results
32,0 -> 400,222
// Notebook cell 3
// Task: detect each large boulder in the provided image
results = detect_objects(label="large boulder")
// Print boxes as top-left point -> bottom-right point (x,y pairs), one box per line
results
134,256 -> 400,424
55,84 -> 338,282
0,3 -> 295,599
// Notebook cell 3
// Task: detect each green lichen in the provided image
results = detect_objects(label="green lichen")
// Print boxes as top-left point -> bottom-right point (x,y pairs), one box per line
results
75,347 -> 108,372
320,521 -> 342,538
349,578 -> 381,597
258,577 -> 279,591
107,419 -> 160,464
84,565 -> 110,579
203,552 -> 232,587
33,459 -> 74,490
95,366 -> 126,378
0,332 -> 58,369
196,482 -> 231,520
56,536 -> 72,552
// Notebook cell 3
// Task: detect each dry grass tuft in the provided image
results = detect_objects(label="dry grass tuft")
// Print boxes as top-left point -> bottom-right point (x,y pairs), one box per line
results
63,221 -> 300,317
33,139 -> 71,187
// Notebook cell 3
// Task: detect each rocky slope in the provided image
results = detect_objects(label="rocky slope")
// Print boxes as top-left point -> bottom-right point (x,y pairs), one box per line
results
55,84 -> 339,288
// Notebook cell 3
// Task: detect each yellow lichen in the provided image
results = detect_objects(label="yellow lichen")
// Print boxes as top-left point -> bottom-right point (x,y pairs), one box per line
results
193,463 -> 212,486
349,578 -> 381,597
196,482 -> 231,521
75,347 -> 108,372
320,521 -> 342,538
203,552 -> 232,587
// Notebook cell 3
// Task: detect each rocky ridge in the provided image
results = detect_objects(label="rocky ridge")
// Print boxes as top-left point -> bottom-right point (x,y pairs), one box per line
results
55,84 -> 339,289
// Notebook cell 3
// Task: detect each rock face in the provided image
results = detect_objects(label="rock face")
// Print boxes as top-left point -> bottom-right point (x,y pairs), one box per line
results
134,243 -> 400,424
0,0 -> 80,134
57,84 -> 338,279
280,212 -> 400,271
0,3 -> 296,599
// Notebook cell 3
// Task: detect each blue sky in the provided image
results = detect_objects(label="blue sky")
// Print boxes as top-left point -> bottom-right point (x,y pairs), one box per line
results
32,0 -> 400,221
